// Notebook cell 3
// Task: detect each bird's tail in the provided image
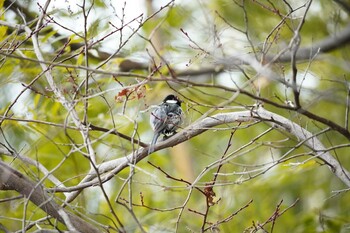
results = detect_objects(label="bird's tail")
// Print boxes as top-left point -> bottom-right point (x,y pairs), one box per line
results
148,132 -> 160,154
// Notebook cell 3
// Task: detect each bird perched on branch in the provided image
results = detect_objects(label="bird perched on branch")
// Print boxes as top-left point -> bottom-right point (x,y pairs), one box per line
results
149,94 -> 184,154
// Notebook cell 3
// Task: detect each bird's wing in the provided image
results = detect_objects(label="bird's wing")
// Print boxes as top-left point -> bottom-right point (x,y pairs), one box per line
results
150,105 -> 168,132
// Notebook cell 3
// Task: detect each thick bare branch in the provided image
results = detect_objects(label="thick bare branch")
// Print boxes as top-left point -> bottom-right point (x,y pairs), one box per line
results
0,147 -> 64,189
61,107 -> 350,203
266,23 -> 350,62
96,23 -> 350,73
0,161 -> 100,233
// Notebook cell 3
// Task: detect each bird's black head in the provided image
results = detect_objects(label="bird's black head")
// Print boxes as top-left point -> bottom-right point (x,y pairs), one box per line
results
163,94 -> 182,106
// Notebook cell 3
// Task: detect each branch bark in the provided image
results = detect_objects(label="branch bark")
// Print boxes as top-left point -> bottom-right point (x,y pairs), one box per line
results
29,0 -> 97,165
4,0 -> 350,76
62,107 -> 350,203
265,23 -> 350,62
0,161 -> 100,233
116,22 -> 350,74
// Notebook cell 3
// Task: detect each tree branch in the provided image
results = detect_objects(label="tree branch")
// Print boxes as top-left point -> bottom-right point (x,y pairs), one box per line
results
0,161 -> 100,233
4,0 -> 350,76
30,1 -> 97,165
60,107 -> 350,203
0,147 -> 65,189
266,23 -> 350,62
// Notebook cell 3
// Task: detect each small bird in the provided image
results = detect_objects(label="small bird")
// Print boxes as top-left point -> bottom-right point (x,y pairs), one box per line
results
149,94 -> 184,154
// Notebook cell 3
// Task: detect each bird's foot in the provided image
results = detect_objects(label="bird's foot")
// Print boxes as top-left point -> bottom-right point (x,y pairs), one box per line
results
162,132 -> 177,140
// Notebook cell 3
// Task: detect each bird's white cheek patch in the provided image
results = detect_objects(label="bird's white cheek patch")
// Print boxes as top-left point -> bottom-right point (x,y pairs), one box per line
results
166,100 -> 178,104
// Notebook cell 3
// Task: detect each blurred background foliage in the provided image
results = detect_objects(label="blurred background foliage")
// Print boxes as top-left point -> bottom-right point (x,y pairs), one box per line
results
0,0 -> 350,232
